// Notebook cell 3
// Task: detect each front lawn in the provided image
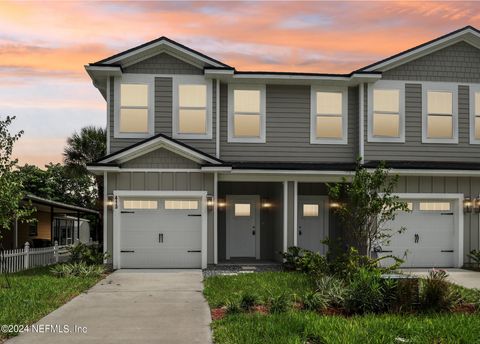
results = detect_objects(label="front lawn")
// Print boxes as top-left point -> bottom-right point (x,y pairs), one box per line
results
0,266 -> 104,339
204,271 -> 480,344
212,312 -> 480,344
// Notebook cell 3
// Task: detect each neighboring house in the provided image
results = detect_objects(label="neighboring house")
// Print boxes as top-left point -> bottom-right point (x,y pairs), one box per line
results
1,195 -> 99,249
87,26 -> 480,269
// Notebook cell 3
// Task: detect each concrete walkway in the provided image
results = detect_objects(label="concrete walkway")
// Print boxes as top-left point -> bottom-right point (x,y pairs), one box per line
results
8,270 -> 212,344
402,268 -> 480,289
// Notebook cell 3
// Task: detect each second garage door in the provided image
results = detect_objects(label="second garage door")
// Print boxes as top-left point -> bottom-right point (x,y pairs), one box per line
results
119,197 -> 202,268
378,200 -> 456,268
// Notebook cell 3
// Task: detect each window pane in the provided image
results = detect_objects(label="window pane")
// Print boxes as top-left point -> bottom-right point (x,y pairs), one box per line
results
235,203 -> 251,216
303,204 -> 319,217
316,116 -> 342,139
475,92 -> 480,116
234,114 -> 261,137
428,115 -> 453,138
165,200 -> 198,210
316,92 -> 342,115
179,84 -> 206,107
120,108 -> 148,133
121,84 -> 148,107
373,89 -> 399,113
179,109 -> 206,134
234,90 -> 260,113
419,202 -> 450,211
428,91 -> 452,115
476,117 -> 480,139
123,200 -> 158,210
373,113 -> 400,137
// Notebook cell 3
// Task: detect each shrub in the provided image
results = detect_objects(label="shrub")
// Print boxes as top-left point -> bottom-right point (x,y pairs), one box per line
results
225,299 -> 241,315
315,275 -> 347,309
239,292 -> 258,311
50,262 -> 105,277
68,243 -> 108,266
302,291 -> 328,311
266,293 -> 289,314
467,249 -> 480,269
281,247 -> 304,271
298,251 -> 328,275
345,268 -> 385,314
421,269 -> 456,311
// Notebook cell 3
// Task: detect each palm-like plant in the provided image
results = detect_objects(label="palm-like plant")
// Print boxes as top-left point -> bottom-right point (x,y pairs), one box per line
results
63,126 -> 106,207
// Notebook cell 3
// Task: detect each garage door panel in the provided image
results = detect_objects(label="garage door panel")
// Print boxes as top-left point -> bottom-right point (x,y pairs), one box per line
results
380,199 -> 456,268
118,196 -> 203,269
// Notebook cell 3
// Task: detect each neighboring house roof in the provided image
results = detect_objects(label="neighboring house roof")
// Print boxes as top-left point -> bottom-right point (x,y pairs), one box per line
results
89,133 -> 223,168
24,194 -> 99,215
358,25 -> 480,72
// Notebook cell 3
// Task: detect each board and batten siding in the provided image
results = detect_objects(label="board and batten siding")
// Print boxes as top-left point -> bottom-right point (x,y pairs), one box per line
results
108,54 -> 216,155
364,83 -> 480,162
106,171 -> 215,264
219,84 -> 358,162
394,176 -> 480,263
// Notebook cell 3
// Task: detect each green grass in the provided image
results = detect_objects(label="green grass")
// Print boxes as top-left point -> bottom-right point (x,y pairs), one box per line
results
203,271 -> 314,307
212,312 -> 480,344
0,266 -> 104,339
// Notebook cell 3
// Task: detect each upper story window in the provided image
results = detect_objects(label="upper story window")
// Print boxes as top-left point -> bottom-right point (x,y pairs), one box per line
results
422,83 -> 458,144
310,86 -> 347,144
173,76 -> 212,140
228,84 -> 266,143
368,81 -> 405,143
114,75 -> 154,139
470,85 -> 480,144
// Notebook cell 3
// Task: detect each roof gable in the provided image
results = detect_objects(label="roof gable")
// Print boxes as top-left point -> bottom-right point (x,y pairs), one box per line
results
360,26 -> 480,72
92,36 -> 231,70
94,133 -> 223,166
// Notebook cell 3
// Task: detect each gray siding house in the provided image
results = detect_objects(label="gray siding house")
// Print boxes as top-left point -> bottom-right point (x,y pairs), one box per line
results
87,26 -> 480,269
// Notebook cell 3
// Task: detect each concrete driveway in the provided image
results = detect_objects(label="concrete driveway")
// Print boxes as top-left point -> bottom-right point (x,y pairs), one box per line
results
402,268 -> 480,289
8,270 -> 212,344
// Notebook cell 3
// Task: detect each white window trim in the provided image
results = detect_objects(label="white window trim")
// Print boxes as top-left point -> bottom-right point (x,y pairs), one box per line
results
367,80 -> 405,143
227,84 -> 266,143
114,74 -> 155,139
469,84 -> 480,144
172,75 -> 213,140
310,85 -> 348,145
422,82 -> 458,144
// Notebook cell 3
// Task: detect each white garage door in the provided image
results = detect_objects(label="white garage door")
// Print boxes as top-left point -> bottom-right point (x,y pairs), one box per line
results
119,197 -> 202,268
378,200 -> 456,268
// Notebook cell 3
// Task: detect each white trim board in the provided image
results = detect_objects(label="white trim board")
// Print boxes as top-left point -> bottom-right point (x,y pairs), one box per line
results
283,181 -> 288,253
293,181 -> 298,247
470,84 -> 480,144
112,190 -> 208,269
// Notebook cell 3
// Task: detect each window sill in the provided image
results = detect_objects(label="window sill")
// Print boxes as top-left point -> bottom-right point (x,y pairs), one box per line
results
173,133 -> 213,140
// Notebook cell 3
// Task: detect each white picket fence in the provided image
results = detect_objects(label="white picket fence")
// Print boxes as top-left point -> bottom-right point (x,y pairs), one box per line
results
0,241 -> 68,274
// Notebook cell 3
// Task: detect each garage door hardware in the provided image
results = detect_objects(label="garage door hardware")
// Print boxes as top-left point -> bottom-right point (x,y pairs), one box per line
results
121,211 -> 135,214
377,250 -> 393,253
441,212 -> 454,215
121,250 -> 135,253
188,250 -> 201,253
414,233 -> 419,243
441,250 -> 454,252
159,233 -> 164,243
188,214 -> 201,217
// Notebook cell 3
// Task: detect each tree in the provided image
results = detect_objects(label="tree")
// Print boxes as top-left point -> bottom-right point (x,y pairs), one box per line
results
0,116 -> 34,239
16,163 -> 97,209
63,126 -> 106,205
327,161 -> 410,258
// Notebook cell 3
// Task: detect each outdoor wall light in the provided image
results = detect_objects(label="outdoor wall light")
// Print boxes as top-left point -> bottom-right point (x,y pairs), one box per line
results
106,195 -> 114,209
261,199 -> 273,208
217,199 -> 227,208
329,202 -> 341,208
464,197 -> 473,213
474,196 -> 480,213
206,195 -> 214,210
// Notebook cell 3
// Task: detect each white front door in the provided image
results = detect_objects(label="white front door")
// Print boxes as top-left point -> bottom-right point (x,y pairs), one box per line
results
297,196 -> 329,254
379,199 -> 456,268
119,197 -> 202,268
226,195 -> 260,258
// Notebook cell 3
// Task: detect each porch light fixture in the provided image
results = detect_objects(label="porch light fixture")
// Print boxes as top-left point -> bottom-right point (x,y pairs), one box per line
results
106,195 -> 114,209
206,195 -> 214,210
218,199 -> 227,208
261,199 -> 272,208
464,197 -> 473,213
474,196 -> 480,213
329,202 -> 341,209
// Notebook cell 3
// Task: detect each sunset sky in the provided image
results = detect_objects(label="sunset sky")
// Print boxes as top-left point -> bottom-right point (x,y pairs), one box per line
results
2,1 -> 480,167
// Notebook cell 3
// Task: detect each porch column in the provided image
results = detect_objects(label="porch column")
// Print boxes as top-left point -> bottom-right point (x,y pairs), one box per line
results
213,172 -> 218,264
50,206 -> 54,245
283,181 -> 288,253
293,181 -> 298,246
